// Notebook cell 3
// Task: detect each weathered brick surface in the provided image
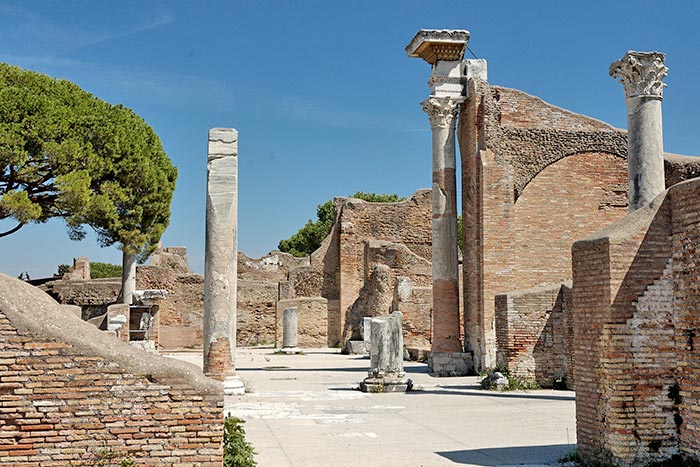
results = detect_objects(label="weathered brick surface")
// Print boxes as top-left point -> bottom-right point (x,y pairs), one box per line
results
392,277 -> 432,351
495,282 -> 572,388
669,179 -> 700,459
459,82 -> 630,369
572,178 -> 700,465
459,82 -> 700,373
333,191 -> 432,345
0,274 -> 223,466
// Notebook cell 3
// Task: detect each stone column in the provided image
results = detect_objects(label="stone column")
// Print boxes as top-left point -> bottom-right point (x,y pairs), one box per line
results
610,51 -> 667,211
281,307 -> 300,354
121,251 -> 137,305
407,30 -> 468,357
203,128 -> 244,395
422,97 -> 462,353
361,311 -> 410,392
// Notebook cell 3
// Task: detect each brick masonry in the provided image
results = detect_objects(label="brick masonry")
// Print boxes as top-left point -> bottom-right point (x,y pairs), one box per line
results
495,282 -> 573,388
0,273 -> 223,467
459,80 -> 700,373
573,176 -> 700,466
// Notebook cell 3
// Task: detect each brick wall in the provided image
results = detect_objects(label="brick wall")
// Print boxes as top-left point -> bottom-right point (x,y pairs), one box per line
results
495,282 -> 572,388
0,274 -> 223,466
392,277 -> 432,351
572,186 -> 693,465
336,191 -> 432,345
459,81 -> 629,370
669,179 -> 700,459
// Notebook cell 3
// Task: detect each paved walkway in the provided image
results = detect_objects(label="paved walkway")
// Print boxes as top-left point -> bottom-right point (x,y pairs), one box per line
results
166,348 -> 576,467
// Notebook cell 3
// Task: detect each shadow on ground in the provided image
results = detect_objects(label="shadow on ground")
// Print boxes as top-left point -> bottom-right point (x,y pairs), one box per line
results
237,365 -> 431,375
411,386 -> 575,401
436,443 -> 575,465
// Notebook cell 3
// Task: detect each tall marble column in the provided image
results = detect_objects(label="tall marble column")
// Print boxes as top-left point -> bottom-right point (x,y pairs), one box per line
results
407,30 -> 468,358
422,97 -> 462,353
610,51 -> 667,211
203,127 -> 244,394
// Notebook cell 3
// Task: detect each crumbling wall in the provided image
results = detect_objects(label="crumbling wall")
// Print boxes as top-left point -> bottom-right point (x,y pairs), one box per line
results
0,273 -> 223,466
571,177 -> 700,465
671,179 -> 700,457
495,282 -> 573,388
337,191 -> 432,344
459,82 -> 630,370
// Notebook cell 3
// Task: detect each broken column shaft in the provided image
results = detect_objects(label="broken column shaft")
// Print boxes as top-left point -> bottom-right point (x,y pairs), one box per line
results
203,127 -> 244,394
610,51 -> 667,211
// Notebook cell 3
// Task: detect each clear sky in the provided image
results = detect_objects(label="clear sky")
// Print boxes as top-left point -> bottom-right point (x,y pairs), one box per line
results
1,0 -> 699,278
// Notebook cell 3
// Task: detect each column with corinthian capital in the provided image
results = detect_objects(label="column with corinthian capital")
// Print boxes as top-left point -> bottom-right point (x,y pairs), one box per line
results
610,51 -> 667,211
407,30 -> 473,375
422,97 -> 462,354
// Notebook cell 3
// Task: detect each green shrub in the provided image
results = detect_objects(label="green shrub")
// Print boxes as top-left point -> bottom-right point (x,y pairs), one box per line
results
224,414 -> 257,467
90,262 -> 122,278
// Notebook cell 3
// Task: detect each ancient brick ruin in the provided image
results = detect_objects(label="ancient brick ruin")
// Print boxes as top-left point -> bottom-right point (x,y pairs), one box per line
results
0,274 -> 223,466
572,177 -> 700,465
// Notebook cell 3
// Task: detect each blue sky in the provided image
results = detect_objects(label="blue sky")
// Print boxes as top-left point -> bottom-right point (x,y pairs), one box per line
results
1,0 -> 699,277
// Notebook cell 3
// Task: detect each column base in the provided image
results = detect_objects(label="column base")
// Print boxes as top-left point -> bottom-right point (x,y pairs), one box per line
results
360,373 -> 413,393
280,346 -> 301,355
223,376 -> 245,395
428,351 -> 473,377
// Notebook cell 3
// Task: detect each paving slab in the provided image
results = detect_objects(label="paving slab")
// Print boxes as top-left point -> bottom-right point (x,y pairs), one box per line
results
165,348 -> 576,467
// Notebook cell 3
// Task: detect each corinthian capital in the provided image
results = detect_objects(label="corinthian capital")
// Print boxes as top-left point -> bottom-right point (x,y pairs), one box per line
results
610,51 -> 667,99
422,97 -> 460,129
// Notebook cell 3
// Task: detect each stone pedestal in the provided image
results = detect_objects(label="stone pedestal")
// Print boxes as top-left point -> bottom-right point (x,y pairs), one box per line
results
281,307 -> 300,354
360,311 -> 412,392
203,127 -> 244,395
610,51 -> 667,211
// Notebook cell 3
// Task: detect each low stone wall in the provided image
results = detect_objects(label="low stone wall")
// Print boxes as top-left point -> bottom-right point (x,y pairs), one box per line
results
0,274 -> 223,466
572,177 -> 700,466
276,298 -> 329,348
494,282 -> 573,388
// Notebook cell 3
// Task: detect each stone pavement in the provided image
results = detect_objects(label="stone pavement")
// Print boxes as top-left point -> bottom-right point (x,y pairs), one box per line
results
165,348 -> 576,467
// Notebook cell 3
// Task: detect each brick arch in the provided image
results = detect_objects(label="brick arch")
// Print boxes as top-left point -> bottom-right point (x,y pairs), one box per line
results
512,151 -> 628,289
492,126 -> 628,201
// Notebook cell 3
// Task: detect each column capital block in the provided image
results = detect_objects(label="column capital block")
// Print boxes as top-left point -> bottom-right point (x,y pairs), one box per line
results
422,97 -> 461,129
406,29 -> 470,64
610,51 -> 667,99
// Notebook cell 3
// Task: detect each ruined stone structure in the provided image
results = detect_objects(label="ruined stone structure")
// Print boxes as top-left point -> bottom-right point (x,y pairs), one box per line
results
495,283 -> 574,388
360,311 -> 411,393
573,177 -> 700,466
570,49 -> 700,466
458,74 -> 631,372
0,273 -> 223,466
278,190 -> 434,350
